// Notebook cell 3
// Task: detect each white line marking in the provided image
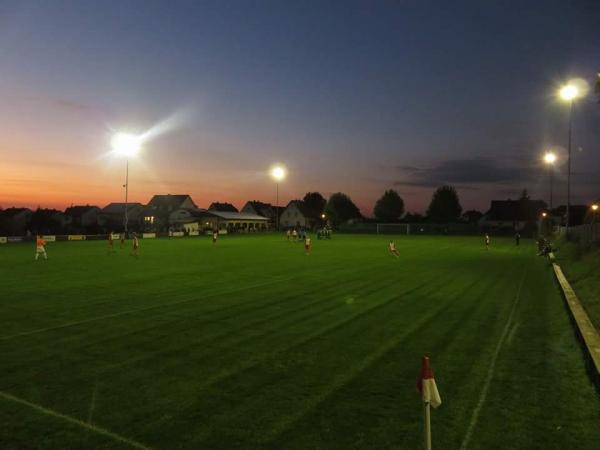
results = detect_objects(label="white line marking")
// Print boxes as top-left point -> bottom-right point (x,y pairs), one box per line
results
87,384 -> 98,425
459,268 -> 528,450
0,390 -> 153,450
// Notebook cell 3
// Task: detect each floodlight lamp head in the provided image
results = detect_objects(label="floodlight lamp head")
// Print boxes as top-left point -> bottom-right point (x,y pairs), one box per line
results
559,84 -> 578,101
112,132 -> 141,157
544,152 -> 557,164
270,165 -> 287,181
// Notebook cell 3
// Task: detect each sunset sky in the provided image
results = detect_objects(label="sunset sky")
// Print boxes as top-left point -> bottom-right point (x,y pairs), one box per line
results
1,0 -> 599,215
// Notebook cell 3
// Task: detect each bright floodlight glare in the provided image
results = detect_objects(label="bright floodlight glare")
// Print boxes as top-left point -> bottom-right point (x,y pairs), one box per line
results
112,133 -> 141,157
544,152 -> 557,164
542,212 -> 548,217
559,84 -> 578,101
592,204 -> 599,211
270,165 -> 287,181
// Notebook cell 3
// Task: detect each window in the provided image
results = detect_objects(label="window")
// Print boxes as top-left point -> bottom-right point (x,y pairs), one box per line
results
144,216 -> 155,224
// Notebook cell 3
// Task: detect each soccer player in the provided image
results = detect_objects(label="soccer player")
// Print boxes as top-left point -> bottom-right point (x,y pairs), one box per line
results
515,232 -> 520,246
120,232 -> 126,249
485,233 -> 490,250
292,229 -> 298,241
212,229 -> 218,244
304,234 -> 311,255
388,240 -> 399,258
34,235 -> 47,260
286,229 -> 291,241
131,232 -> 140,257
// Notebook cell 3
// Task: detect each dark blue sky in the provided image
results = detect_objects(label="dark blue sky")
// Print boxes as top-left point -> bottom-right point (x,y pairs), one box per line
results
1,0 -> 599,213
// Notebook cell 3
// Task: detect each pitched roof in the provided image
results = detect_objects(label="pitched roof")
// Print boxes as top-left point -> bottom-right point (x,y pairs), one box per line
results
148,195 -> 196,210
64,205 -> 100,217
208,202 -> 238,212
1,207 -> 32,218
208,211 -> 269,221
101,203 -> 143,213
285,200 -> 313,218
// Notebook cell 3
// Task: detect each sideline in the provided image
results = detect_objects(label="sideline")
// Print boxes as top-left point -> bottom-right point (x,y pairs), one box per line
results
459,268 -> 528,450
0,390 -> 153,449
552,263 -> 600,387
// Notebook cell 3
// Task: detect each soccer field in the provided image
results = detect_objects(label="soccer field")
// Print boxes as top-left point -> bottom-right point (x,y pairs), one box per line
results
1,234 -> 598,449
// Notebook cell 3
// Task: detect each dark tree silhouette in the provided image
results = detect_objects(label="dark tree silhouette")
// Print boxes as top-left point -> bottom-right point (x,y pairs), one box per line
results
303,192 -> 327,218
324,193 -> 361,227
426,185 -> 462,223
373,189 -> 405,222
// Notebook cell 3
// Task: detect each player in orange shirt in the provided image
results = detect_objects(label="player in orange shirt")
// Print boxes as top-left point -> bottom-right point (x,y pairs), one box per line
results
35,235 -> 48,260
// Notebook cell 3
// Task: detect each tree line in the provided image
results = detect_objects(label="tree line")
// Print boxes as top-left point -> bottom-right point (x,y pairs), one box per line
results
306,184 -> 476,227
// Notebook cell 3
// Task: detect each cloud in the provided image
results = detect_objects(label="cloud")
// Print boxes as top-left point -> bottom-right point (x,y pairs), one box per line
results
394,157 -> 538,189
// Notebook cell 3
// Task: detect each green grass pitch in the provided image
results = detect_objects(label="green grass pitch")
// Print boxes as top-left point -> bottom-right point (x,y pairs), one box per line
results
1,234 -> 599,449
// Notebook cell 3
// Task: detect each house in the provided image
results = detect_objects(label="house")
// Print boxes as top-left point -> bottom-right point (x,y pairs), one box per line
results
169,208 -> 215,232
97,203 -> 143,231
65,205 -> 101,230
209,210 -> 270,232
30,208 -> 68,234
51,211 -> 71,228
169,208 -> 269,233
280,200 -> 318,229
208,202 -> 238,212
147,194 -> 197,231
242,201 -> 274,219
241,200 -> 284,225
479,199 -> 547,231
0,208 -> 32,235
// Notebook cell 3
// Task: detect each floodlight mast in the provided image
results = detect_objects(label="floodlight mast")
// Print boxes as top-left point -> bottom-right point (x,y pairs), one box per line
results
111,133 -> 141,235
558,83 -> 582,235
543,152 -> 556,210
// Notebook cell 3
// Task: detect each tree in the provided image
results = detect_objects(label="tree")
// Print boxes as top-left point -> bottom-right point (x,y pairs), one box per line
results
324,193 -> 361,227
373,189 -> 405,222
426,185 -> 462,223
303,192 -> 326,218
519,189 -> 530,201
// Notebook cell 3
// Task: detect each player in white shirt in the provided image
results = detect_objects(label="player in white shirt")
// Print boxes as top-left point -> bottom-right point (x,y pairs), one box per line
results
388,240 -> 399,258
485,233 -> 490,250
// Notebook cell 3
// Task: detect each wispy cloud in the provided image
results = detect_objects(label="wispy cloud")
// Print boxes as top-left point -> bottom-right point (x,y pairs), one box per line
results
394,157 -> 539,189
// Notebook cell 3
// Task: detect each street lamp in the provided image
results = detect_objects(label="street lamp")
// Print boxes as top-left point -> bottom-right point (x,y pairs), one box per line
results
112,132 -> 142,235
543,151 -> 557,210
558,82 -> 584,234
592,204 -> 599,225
270,165 -> 287,231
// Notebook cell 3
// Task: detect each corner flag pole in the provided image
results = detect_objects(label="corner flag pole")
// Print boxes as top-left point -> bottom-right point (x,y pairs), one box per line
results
424,400 -> 432,450
417,356 -> 441,450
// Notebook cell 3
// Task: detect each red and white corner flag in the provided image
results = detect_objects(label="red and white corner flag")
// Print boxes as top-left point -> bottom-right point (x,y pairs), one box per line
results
417,356 -> 442,408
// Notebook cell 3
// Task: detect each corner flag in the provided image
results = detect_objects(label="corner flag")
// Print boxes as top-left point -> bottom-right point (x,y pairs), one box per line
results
417,356 -> 441,408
